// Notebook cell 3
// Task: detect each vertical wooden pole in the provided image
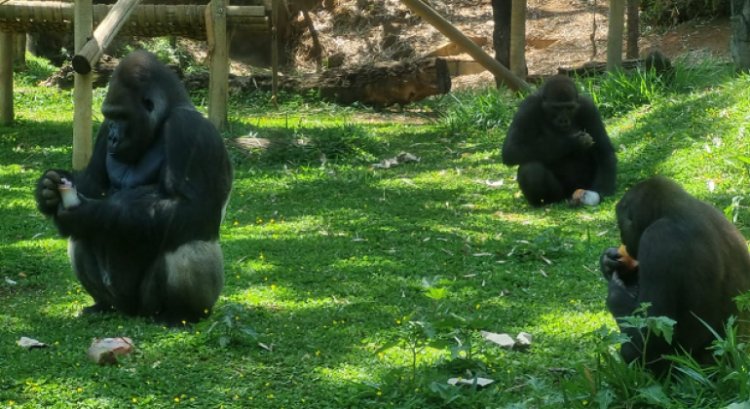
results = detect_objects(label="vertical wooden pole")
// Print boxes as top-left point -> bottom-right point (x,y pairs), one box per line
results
607,0 -> 625,71
206,0 -> 228,131
14,33 -> 26,69
490,0 -> 510,88
74,0 -> 94,170
0,32 -> 14,125
626,0 -> 640,59
271,0 -> 279,107
509,0 -> 526,78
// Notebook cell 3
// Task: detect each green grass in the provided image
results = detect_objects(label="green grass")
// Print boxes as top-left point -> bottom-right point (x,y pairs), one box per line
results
2,55 -> 750,408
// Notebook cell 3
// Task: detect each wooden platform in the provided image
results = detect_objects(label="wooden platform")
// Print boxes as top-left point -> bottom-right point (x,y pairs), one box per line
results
0,1 -> 268,38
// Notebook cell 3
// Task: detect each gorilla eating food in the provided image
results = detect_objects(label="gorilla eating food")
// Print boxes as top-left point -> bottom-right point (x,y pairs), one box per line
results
35,50 -> 233,324
600,176 -> 750,374
502,75 -> 617,206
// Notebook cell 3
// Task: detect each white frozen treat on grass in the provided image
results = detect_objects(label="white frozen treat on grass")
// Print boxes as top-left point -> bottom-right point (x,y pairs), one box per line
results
571,189 -> 600,206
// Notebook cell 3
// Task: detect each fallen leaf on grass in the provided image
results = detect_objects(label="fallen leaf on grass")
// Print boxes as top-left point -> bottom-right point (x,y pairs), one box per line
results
484,179 -> 504,188
372,152 -> 420,169
447,377 -> 494,387
17,337 -> 47,349
481,331 -> 533,350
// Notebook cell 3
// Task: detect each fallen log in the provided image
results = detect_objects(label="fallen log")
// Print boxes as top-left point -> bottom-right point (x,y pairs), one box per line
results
42,56 -> 452,107
317,57 -> 451,106
557,50 -> 674,78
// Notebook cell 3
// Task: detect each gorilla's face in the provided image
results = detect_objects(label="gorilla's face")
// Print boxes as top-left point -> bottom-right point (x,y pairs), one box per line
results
542,99 -> 579,132
540,76 -> 580,133
615,176 -> 685,260
101,52 -> 167,163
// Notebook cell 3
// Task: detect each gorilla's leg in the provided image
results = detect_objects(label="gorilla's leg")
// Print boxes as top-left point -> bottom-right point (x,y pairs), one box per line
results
68,240 -> 115,314
140,240 -> 225,324
517,161 -> 566,206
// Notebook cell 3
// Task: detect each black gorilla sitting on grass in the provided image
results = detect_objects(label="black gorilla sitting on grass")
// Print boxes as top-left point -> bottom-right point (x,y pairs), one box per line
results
502,75 -> 617,206
600,176 -> 750,374
35,50 -> 233,324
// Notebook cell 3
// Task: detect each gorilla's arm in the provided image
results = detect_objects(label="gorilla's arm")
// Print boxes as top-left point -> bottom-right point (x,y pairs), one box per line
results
577,96 -> 617,196
613,222 -> 682,366
51,109 -> 231,249
502,95 -> 583,165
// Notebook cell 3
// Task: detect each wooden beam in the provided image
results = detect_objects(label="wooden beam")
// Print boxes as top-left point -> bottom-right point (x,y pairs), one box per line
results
0,31 -> 13,125
73,0 -> 93,170
72,0 -> 142,74
206,0 -> 228,130
400,0 -> 530,92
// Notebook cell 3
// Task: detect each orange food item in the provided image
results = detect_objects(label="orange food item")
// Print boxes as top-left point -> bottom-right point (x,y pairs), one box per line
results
617,244 -> 639,270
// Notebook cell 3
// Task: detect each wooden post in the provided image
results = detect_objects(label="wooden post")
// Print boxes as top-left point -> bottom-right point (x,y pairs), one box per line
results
607,0 -> 625,71
271,0 -> 279,106
0,31 -> 13,125
73,0 -> 94,170
510,0 -> 526,77
626,0 -> 639,59
400,0 -> 530,92
14,33 -> 26,69
72,0 -> 141,74
206,0 -> 228,130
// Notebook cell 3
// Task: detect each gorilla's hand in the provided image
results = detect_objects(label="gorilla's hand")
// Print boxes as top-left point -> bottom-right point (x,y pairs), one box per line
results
35,170 -> 68,216
600,247 -> 622,281
571,131 -> 594,149
606,270 -> 639,318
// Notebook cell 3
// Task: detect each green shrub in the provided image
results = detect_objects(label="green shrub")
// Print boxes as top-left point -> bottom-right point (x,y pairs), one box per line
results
641,0 -> 730,27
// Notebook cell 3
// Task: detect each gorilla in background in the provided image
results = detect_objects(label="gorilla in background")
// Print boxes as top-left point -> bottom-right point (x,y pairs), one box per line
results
502,75 -> 617,206
35,50 -> 233,324
600,176 -> 750,374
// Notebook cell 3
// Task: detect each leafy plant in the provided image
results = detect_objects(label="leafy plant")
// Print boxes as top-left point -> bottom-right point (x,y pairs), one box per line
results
204,303 -> 261,348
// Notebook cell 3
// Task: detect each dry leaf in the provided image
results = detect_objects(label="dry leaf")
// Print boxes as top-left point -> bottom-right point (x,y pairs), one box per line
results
17,337 -> 47,349
480,331 -> 516,348
447,377 -> 494,387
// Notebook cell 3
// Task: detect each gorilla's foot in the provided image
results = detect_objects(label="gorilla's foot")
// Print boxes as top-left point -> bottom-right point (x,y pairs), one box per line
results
80,303 -> 115,316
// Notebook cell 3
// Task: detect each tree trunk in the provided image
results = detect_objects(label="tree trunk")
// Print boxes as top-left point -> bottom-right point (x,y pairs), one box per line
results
607,0 -> 626,70
491,0 -> 511,87
626,0 -> 639,59
510,0 -> 527,78
731,0 -> 750,69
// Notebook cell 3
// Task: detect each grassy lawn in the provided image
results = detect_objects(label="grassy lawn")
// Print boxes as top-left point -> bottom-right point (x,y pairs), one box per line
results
2,56 -> 750,408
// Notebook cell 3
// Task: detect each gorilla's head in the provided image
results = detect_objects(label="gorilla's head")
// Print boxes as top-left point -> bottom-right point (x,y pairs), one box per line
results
101,50 -> 191,163
540,75 -> 580,132
615,176 -> 689,259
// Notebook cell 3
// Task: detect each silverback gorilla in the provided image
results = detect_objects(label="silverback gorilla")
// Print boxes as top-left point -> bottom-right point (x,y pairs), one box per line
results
502,75 -> 616,206
600,176 -> 750,374
35,50 -> 233,324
